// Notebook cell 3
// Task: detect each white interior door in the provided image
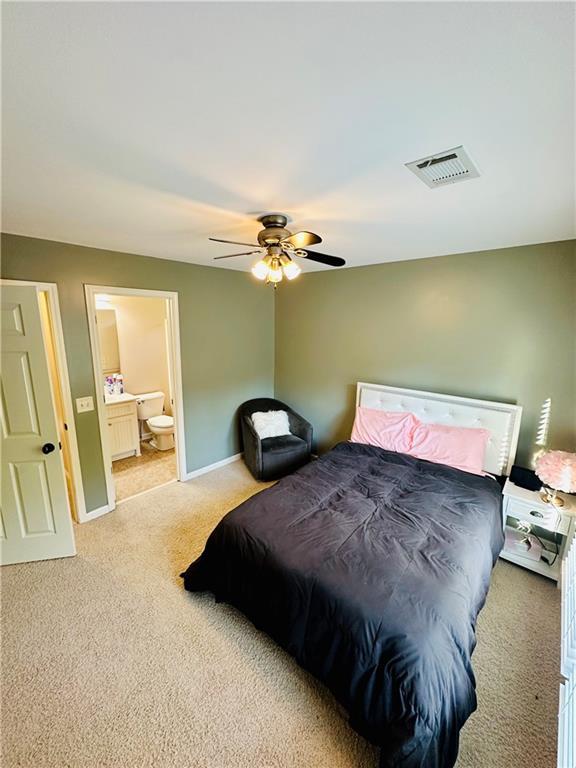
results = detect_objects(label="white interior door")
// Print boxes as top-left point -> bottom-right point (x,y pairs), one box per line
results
1,284 -> 76,565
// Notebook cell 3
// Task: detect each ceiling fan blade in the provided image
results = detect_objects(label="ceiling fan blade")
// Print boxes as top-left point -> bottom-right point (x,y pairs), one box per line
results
281,231 -> 322,248
214,250 -> 262,260
298,250 -> 346,267
209,237 -> 260,247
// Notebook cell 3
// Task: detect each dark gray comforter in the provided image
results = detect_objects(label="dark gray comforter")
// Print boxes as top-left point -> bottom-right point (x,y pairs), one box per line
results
182,442 -> 504,768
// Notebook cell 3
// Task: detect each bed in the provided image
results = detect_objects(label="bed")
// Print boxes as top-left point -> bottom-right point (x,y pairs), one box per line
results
182,383 -> 522,768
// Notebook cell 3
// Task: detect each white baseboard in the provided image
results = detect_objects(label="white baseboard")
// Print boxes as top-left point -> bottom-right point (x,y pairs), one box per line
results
183,453 -> 242,481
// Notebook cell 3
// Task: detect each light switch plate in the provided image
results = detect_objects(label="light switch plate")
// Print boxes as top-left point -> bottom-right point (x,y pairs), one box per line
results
76,396 -> 94,413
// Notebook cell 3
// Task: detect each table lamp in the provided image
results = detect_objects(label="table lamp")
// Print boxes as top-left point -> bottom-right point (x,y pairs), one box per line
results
535,450 -> 576,508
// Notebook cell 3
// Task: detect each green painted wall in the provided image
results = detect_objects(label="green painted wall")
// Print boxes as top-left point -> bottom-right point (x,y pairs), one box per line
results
1,234 -> 274,512
3,234 -> 574,512
275,240 -> 576,466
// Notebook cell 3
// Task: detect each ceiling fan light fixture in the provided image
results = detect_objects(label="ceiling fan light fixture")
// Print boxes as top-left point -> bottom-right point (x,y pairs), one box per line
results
251,259 -> 269,281
267,257 -> 283,284
281,258 -> 301,280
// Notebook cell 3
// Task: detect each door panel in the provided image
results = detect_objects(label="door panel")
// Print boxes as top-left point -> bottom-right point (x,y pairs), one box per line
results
1,301 -> 25,335
1,350 -> 41,435
1,284 -> 75,565
109,416 -> 137,459
9,461 -> 56,535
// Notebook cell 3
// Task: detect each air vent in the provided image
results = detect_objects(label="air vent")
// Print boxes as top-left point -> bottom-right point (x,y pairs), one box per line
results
405,145 -> 480,188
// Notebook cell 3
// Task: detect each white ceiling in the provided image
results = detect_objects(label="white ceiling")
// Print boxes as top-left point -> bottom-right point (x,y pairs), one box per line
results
2,1 -> 575,272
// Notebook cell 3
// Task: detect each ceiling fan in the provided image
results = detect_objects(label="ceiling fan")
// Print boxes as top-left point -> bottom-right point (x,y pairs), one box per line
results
209,213 -> 345,286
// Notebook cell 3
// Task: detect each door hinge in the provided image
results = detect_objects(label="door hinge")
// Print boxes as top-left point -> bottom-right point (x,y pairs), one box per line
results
64,422 -> 68,431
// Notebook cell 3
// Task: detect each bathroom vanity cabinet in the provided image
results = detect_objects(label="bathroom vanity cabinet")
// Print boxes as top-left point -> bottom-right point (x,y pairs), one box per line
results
105,395 -> 140,461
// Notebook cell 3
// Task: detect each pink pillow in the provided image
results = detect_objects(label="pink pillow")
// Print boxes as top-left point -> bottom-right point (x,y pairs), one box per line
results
350,408 -> 418,453
409,422 -> 489,475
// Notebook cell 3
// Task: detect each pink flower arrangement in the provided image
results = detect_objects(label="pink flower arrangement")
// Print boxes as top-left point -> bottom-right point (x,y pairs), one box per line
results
535,450 -> 576,493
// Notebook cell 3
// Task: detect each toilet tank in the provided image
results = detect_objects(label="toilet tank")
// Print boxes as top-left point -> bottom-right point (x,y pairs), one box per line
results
136,391 -> 165,420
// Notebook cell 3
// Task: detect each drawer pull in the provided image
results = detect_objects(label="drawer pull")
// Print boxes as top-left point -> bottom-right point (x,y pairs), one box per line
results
530,510 -> 544,519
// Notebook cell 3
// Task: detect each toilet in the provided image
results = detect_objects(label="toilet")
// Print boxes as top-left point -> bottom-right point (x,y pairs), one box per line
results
135,391 -> 174,451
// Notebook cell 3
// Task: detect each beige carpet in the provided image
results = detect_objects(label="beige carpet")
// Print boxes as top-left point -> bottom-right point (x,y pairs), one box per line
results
1,461 -> 560,768
112,442 -> 177,501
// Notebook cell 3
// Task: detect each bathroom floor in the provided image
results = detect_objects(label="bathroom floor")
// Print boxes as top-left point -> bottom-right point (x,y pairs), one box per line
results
112,441 -> 177,501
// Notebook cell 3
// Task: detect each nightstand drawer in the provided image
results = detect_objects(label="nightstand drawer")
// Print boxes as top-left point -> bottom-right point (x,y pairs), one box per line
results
504,496 -> 570,535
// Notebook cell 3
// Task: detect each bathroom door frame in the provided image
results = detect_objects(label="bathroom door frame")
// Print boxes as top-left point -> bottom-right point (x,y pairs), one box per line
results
85,285 -> 187,510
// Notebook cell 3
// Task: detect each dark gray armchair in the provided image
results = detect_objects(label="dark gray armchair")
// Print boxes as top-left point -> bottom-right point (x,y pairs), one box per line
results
239,398 -> 313,482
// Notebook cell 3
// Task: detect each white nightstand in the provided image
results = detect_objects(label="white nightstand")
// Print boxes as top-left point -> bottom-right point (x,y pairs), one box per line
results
500,479 -> 576,581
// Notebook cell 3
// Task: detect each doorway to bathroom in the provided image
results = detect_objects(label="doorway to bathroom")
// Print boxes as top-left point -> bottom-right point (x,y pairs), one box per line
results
85,286 -> 186,506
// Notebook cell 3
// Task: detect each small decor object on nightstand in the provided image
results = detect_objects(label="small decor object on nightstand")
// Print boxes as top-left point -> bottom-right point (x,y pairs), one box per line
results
535,450 -> 576,508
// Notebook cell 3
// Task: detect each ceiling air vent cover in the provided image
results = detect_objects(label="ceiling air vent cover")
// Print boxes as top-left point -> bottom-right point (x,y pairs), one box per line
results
406,145 -> 480,188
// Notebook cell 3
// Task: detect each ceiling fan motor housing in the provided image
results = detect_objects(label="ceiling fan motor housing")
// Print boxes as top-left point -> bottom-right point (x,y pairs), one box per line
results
257,213 -> 291,246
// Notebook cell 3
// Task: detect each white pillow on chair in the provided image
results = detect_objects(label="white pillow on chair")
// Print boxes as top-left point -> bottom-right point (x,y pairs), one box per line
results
251,410 -> 291,439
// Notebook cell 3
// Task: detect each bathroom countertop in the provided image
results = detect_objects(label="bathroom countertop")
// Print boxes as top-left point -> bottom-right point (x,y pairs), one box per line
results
104,392 -> 138,405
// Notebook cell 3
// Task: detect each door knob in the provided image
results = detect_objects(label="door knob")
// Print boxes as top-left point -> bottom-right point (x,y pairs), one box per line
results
42,443 -> 55,454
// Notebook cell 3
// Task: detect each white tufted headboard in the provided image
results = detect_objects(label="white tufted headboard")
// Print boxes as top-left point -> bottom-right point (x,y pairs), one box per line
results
356,382 -> 522,476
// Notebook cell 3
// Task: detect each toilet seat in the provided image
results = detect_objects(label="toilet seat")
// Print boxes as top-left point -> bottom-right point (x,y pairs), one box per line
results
148,415 -> 173,430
